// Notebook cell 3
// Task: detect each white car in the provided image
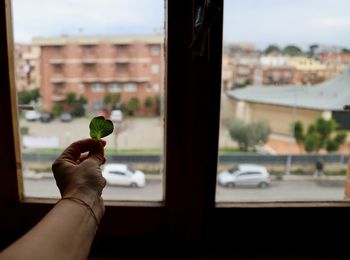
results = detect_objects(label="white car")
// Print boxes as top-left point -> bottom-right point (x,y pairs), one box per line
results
25,110 -> 41,121
110,110 -> 123,122
217,164 -> 270,188
102,163 -> 145,188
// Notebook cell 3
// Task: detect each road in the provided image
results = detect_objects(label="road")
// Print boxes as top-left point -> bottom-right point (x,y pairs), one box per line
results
24,178 -> 344,202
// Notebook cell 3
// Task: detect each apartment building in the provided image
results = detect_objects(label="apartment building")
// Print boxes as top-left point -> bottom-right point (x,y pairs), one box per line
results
33,35 -> 163,114
320,52 -> 350,79
14,44 -> 40,92
287,56 -> 326,85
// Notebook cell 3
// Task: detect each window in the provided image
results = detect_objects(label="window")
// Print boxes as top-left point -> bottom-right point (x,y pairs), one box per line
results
116,44 -> 129,53
54,83 -> 65,94
117,63 -> 128,73
110,171 -> 126,176
109,83 -> 122,93
2,0 -> 349,254
91,83 -> 104,92
53,64 -> 63,73
216,0 -> 350,203
84,63 -> 95,72
150,45 -> 160,55
151,64 -> 159,74
53,45 -> 64,54
123,83 -> 137,92
82,44 -> 96,55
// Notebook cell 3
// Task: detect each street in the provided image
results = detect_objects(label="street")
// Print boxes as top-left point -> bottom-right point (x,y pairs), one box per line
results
24,178 -> 345,202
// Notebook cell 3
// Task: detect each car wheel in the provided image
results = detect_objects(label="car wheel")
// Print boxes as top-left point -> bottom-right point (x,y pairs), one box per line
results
226,182 -> 235,188
130,182 -> 138,188
258,182 -> 268,188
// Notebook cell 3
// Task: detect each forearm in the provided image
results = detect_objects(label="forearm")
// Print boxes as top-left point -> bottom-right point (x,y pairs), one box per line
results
1,196 -> 104,260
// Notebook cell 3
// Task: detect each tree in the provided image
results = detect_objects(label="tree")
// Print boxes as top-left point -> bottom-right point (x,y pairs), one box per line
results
229,119 -> 271,152
65,92 -> 87,117
292,118 -> 347,153
155,95 -> 161,116
293,121 -> 304,144
125,97 -> 140,116
103,92 -> 121,114
293,121 -> 304,152
52,103 -> 64,117
144,96 -> 154,109
66,92 -> 77,110
264,44 -> 281,54
283,45 -> 302,56
18,89 -> 40,105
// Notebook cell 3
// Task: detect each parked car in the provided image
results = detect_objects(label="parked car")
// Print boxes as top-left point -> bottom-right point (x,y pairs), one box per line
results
40,112 -> 54,123
110,110 -> 123,122
102,163 -> 145,188
217,164 -> 270,188
60,112 -> 73,122
25,110 -> 41,121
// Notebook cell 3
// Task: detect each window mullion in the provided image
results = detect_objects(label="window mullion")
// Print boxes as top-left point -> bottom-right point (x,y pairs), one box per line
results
165,0 -> 223,242
0,0 -> 23,245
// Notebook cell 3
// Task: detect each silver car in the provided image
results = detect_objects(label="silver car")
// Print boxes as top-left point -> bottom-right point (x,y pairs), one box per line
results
217,164 -> 270,188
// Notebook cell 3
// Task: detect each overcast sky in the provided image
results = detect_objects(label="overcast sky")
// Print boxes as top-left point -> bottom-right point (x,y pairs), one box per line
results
12,0 -> 350,50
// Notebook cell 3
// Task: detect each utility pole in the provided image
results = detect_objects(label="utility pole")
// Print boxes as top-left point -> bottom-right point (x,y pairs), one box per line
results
285,88 -> 298,175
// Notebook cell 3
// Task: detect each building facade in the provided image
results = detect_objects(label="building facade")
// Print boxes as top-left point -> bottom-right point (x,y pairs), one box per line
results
14,44 -> 40,92
33,35 -> 163,114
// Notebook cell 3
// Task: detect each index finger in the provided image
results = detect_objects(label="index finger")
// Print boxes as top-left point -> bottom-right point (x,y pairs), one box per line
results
59,139 -> 105,163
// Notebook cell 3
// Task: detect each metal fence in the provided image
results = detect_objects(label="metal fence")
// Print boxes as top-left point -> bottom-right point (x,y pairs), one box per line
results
22,153 -> 348,165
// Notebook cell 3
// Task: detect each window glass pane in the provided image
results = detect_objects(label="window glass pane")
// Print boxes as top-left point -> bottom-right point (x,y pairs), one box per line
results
217,0 -> 350,202
123,83 -> 137,92
109,83 -> 122,93
13,0 -> 165,201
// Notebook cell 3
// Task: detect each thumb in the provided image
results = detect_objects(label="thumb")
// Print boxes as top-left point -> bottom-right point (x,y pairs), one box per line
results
89,140 -> 105,166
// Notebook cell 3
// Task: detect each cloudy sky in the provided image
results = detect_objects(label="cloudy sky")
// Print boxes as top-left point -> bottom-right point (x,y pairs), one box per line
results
12,0 -> 350,50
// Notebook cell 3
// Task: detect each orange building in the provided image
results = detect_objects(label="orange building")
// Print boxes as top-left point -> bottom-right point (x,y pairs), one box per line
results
33,35 -> 163,114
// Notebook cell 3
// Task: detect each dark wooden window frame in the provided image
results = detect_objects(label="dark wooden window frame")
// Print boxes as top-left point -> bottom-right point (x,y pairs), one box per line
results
1,0 -> 350,253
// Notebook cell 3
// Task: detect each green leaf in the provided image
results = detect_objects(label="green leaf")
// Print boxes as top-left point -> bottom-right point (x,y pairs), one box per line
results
89,116 -> 114,140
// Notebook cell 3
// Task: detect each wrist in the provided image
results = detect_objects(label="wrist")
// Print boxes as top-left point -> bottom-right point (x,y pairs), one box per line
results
62,189 -> 105,223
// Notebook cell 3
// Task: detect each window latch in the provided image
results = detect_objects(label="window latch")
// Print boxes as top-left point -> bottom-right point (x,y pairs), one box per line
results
190,0 -> 221,56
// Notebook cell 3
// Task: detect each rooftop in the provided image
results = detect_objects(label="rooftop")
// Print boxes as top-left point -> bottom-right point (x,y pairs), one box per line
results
32,34 -> 163,46
227,65 -> 350,111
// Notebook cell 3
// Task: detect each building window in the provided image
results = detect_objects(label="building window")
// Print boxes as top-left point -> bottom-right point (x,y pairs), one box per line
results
54,83 -> 65,94
116,44 -> 129,53
91,83 -> 104,93
84,63 -> 95,73
151,64 -> 159,74
123,83 -> 137,92
109,83 -> 122,93
53,45 -> 64,54
82,44 -> 96,54
151,45 -> 160,55
53,64 -> 63,73
117,63 -> 128,73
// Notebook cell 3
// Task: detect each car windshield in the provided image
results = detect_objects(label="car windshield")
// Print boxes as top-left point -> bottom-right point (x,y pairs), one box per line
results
228,166 -> 238,174
127,166 -> 135,174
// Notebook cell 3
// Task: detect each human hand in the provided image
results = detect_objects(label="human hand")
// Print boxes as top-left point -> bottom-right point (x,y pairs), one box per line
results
52,139 -> 107,218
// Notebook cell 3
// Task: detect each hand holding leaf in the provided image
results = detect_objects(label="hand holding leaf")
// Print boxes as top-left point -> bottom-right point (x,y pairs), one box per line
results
89,116 -> 114,140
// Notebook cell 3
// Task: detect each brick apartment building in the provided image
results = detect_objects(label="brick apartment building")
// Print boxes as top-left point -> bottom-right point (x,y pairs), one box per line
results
14,44 -> 40,92
33,35 -> 163,115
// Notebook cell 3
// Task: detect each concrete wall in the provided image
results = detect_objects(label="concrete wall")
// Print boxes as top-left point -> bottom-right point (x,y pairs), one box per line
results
221,95 -> 322,135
